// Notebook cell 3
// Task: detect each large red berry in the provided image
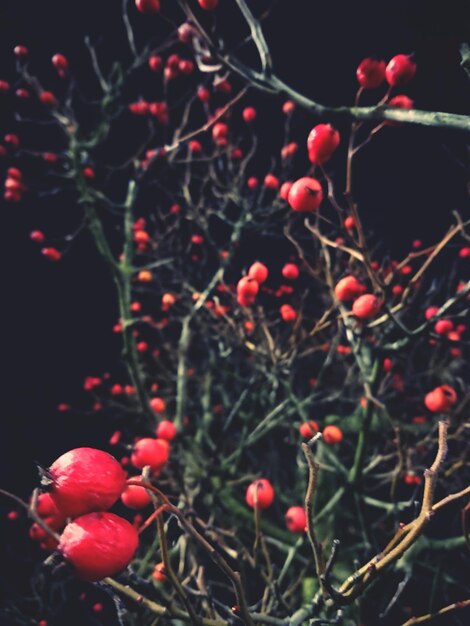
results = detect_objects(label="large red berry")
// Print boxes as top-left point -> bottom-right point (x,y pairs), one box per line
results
385,54 -> 416,87
58,512 -> 139,581
424,385 -> 457,413
47,448 -> 127,518
245,479 -> 275,510
352,294 -> 381,319
356,58 -> 386,89
307,124 -> 340,165
288,177 -> 323,212
131,438 -> 170,470
285,506 -> 307,533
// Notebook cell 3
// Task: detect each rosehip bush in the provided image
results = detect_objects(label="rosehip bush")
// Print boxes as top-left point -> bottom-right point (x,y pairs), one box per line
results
1,2 -> 469,626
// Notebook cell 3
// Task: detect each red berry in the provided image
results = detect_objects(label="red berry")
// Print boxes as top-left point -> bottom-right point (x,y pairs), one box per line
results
248,262 -> 268,284
197,86 -> 211,103
198,0 -> 219,9
4,133 -> 20,148
385,54 -> 416,87
288,177 -> 323,212
356,58 -> 386,89
386,95 -> 414,125
282,100 -> 295,115
352,294 -> 381,319
434,319 -> 453,336
156,420 -> 177,441
459,246 -> 470,258
58,512 -> 138,581
41,248 -> 61,262
30,230 -> 45,243
424,385 -> 457,413
52,54 -> 68,73
307,124 -> 340,164
425,306 -> 439,320
39,91 -> 57,107
131,438 -> 170,470
135,0 -> 160,13
237,276 -> 259,306
152,562 -> 167,582
35,492 -> 66,529
334,276 -> 366,302
212,122 -> 229,145
282,263 -> 299,280
121,484 -> 151,509
189,140 -> 202,154
83,166 -> 95,180
150,397 -> 166,414
242,107 -> 257,123
148,55 -> 163,72
344,215 -> 356,230
264,174 -> 279,190
0,80 -> 10,93
245,479 -> 275,510
280,304 -> 297,322
47,448 -> 127,518
322,425 -> 343,445
281,142 -> 298,159
285,506 -> 307,533
279,182 -> 293,201
179,59 -> 194,75
299,420 -> 319,438
14,45 -> 28,58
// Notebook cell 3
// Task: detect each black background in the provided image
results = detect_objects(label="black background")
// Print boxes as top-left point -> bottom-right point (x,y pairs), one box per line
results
0,0 -> 469,619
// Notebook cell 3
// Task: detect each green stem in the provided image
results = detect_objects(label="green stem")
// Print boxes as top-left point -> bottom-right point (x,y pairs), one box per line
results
348,358 -> 381,486
70,140 -> 154,424
174,316 -> 191,430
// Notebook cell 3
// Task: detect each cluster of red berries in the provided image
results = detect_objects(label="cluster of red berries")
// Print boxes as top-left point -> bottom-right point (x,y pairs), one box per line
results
298,420 -> 344,445
236,262 -> 301,322
128,100 -> 169,124
356,54 -> 416,117
29,230 -> 62,262
4,166 -> 26,203
335,275 -> 381,320
245,479 -> 308,533
26,428 -> 174,582
30,448 -> 139,581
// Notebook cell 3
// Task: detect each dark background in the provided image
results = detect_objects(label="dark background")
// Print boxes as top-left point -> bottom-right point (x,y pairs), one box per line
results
0,0 -> 469,618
